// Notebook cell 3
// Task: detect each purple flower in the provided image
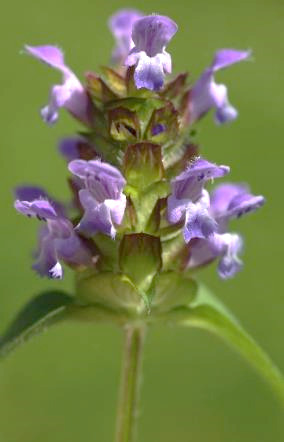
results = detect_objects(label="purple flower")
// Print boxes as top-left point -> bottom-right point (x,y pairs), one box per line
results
59,137 -> 83,162
14,190 -> 93,279
152,123 -> 166,136
58,136 -> 95,162
125,15 -> 178,91
68,159 -> 126,238
209,233 -> 243,279
25,45 -> 92,126
168,158 -> 230,243
187,183 -> 265,279
210,183 -> 265,223
109,9 -> 143,65
14,185 -> 66,217
190,49 -> 251,124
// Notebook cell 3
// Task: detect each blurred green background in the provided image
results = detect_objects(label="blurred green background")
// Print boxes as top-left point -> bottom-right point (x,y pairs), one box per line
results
0,0 -> 283,441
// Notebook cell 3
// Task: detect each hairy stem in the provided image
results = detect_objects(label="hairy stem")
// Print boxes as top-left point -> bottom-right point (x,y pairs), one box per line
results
114,325 -> 146,442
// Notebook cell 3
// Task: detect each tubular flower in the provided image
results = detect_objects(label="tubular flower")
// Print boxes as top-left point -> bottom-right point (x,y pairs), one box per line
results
14,189 -> 93,279
109,9 -> 144,65
187,183 -> 265,278
58,136 -> 97,162
68,160 -> 127,238
125,14 -> 178,90
190,49 -> 251,124
167,158 -> 230,243
25,45 -> 92,126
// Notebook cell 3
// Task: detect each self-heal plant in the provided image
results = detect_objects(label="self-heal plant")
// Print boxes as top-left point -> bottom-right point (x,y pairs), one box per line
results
1,9 -> 283,442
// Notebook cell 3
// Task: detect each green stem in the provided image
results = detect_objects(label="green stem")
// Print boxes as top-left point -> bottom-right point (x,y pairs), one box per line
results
114,325 -> 146,442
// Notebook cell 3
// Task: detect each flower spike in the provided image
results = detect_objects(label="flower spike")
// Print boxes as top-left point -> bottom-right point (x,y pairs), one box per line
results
25,45 -> 91,126
125,15 -> 178,91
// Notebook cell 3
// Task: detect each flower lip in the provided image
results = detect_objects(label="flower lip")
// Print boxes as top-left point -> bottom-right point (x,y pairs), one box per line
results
108,9 -> 144,64
14,185 -> 49,201
14,185 -> 66,218
210,183 -> 265,221
132,14 -> 178,57
109,9 -> 143,37
48,262 -> 63,279
175,158 -> 230,183
24,45 -> 66,70
69,159 -> 126,186
211,232 -> 244,279
210,49 -> 252,73
227,193 -> 265,216
182,191 -> 218,243
14,198 -> 58,220
171,157 -> 230,202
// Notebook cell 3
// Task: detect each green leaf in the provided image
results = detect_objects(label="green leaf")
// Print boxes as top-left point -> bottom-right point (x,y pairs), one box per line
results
168,284 -> 284,404
0,291 -> 73,358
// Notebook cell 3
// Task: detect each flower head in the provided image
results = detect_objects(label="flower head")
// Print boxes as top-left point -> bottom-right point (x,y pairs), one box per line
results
125,14 -> 178,91
25,45 -> 92,126
69,160 -> 127,238
190,49 -> 251,124
18,12 -> 263,287
109,9 -> 143,65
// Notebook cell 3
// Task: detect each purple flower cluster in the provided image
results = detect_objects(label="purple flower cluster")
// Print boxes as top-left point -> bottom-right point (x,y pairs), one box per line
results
15,159 -> 127,278
168,160 -> 264,278
15,9 -> 264,281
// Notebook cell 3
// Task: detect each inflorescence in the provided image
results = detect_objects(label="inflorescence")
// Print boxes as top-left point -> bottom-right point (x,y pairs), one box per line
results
15,9 -> 264,292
